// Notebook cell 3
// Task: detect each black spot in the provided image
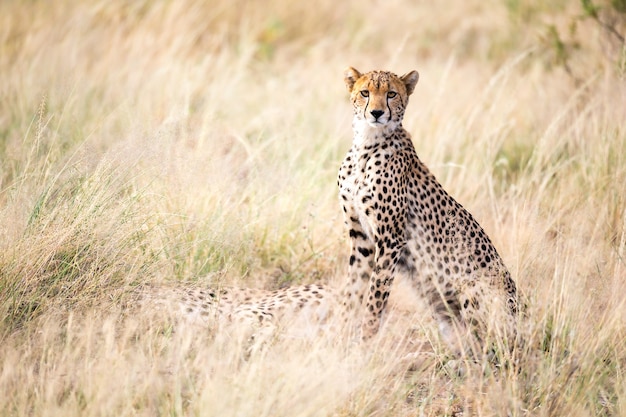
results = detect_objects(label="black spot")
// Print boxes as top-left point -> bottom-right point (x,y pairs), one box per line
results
349,255 -> 356,266
358,247 -> 372,257
349,229 -> 366,239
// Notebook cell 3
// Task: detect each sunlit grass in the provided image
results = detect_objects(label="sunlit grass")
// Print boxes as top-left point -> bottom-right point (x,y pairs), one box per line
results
0,0 -> 625,415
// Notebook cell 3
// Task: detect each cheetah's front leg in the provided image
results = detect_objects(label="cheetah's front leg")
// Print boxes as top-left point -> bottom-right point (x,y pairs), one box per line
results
341,204 -> 376,313
361,235 -> 406,339
357,154 -> 409,340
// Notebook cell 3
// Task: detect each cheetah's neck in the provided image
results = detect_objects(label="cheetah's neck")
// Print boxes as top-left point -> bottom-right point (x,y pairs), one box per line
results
351,118 -> 402,147
352,121 -> 414,154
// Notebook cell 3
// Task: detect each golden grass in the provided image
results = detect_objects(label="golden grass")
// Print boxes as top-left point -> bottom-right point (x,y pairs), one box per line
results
1,0 -> 625,415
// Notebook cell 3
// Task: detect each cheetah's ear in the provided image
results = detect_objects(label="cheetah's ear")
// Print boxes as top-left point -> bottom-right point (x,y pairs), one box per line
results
344,67 -> 362,92
401,70 -> 419,96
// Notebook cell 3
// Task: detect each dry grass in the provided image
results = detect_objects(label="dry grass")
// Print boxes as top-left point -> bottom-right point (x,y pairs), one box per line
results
1,0 -> 625,415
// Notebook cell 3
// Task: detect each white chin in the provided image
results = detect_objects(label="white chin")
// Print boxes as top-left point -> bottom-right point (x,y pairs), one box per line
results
367,121 -> 386,128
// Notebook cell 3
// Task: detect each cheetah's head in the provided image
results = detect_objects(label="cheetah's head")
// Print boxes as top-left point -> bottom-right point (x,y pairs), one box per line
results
344,67 -> 419,135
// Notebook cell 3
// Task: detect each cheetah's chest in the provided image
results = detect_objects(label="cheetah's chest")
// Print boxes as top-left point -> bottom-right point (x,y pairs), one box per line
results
339,145 -> 398,241
339,159 -> 376,240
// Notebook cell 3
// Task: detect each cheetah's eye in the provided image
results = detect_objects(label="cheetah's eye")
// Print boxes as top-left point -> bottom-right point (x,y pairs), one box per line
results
387,91 -> 397,99
360,90 -> 369,98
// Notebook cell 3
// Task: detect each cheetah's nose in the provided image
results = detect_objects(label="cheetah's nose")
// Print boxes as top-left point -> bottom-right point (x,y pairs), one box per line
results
370,110 -> 384,120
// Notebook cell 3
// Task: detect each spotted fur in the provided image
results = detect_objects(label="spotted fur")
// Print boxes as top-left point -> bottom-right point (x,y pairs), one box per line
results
137,283 -> 343,340
338,67 -> 517,354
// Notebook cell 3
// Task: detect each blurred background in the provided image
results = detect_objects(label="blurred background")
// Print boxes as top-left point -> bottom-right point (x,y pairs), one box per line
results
0,1 -> 625,415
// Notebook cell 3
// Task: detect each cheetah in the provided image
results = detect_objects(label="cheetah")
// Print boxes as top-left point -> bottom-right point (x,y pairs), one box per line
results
338,67 -> 518,356
136,282 -> 343,341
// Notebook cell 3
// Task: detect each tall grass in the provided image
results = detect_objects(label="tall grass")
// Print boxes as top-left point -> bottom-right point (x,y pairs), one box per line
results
1,0 -> 625,415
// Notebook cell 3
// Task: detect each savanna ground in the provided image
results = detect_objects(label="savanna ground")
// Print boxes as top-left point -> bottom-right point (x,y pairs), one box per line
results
1,0 -> 625,415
